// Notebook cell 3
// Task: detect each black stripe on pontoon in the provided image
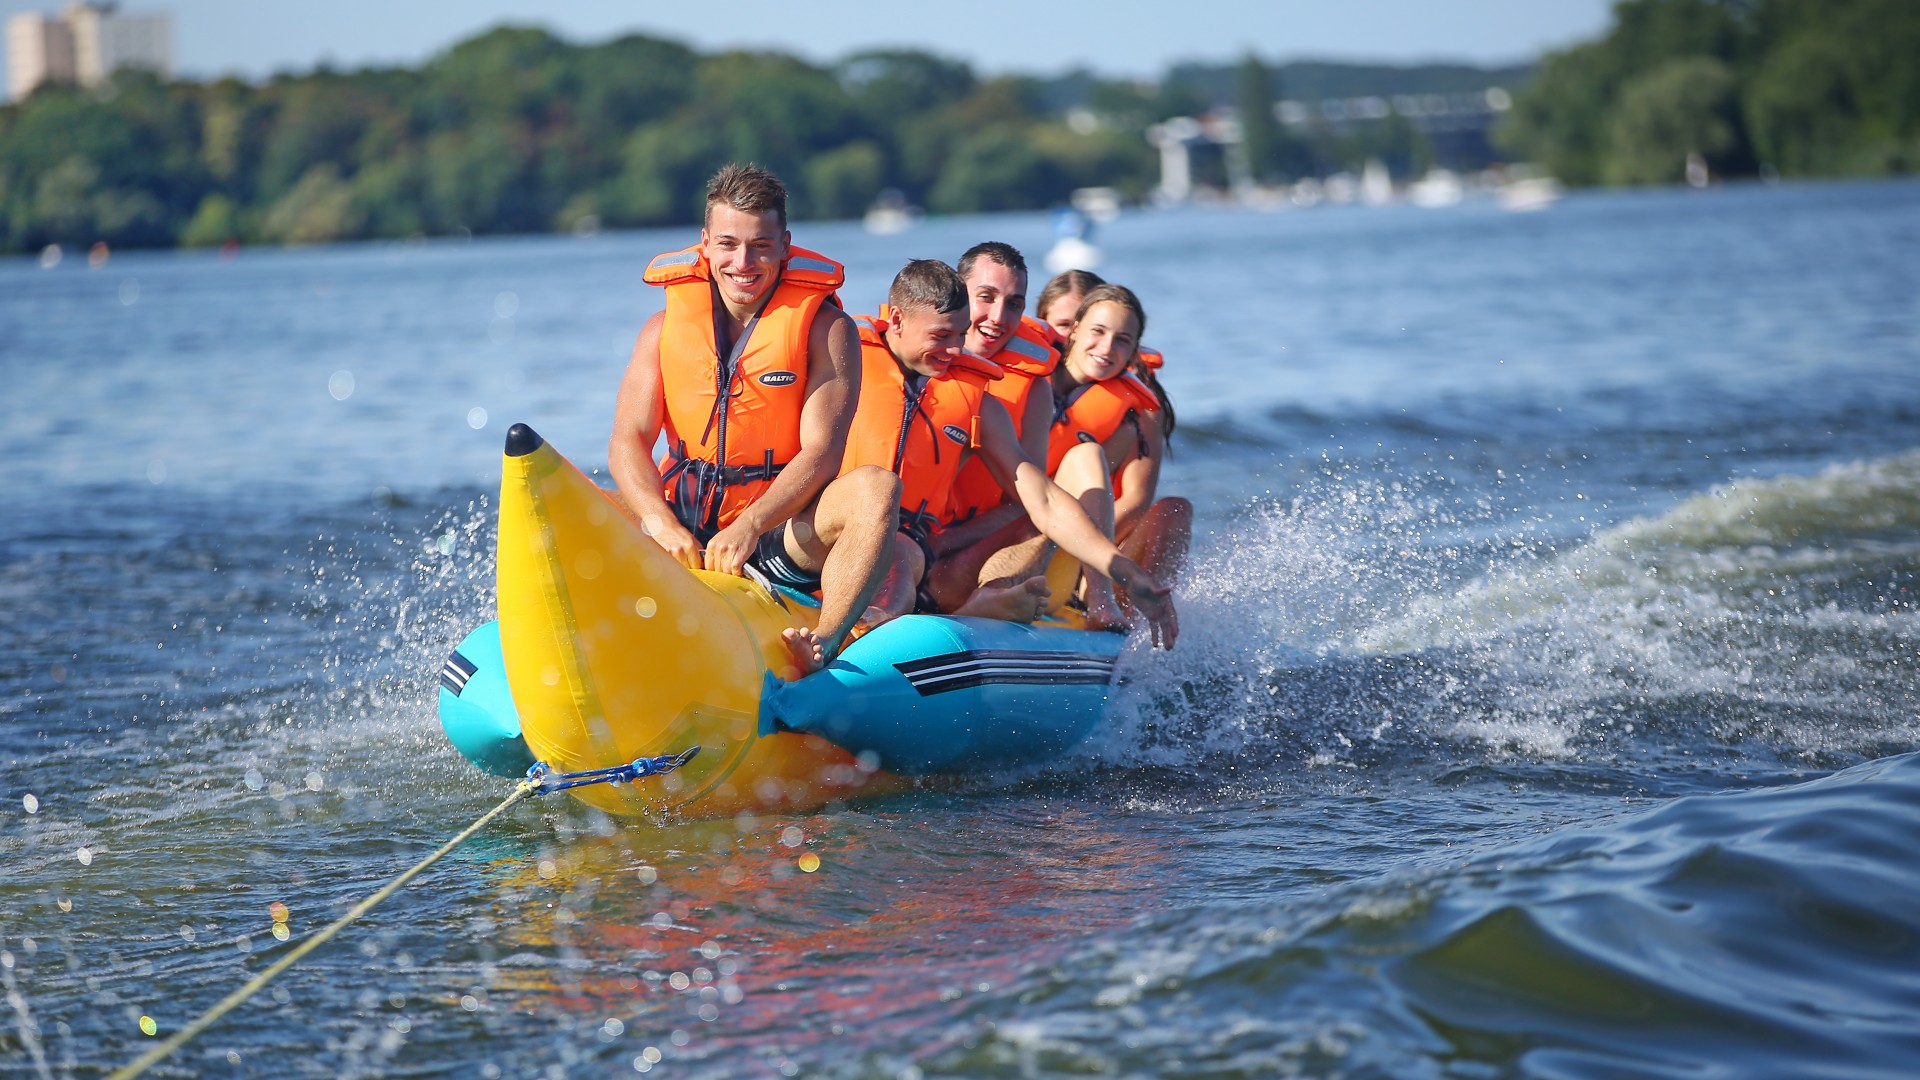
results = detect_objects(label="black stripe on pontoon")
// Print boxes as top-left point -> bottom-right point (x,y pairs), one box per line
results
894,650 -> 1114,677
893,650 -> 1117,696
910,669 -> 1116,695
440,651 -> 478,695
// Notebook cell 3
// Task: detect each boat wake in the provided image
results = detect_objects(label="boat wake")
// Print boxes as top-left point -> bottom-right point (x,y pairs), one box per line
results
1075,449 -> 1920,794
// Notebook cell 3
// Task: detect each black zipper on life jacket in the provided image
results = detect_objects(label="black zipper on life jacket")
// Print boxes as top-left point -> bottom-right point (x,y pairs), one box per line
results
697,289 -> 761,530
891,374 -> 931,473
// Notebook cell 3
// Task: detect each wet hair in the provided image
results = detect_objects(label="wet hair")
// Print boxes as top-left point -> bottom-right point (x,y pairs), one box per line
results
956,241 -> 1027,285
1035,269 -> 1106,326
1074,283 -> 1176,443
705,163 -> 787,229
888,259 -> 967,315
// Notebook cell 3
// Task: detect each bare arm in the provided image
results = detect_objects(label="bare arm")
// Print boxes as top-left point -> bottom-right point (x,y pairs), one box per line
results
973,397 -> 1172,630
928,379 -> 1053,555
1017,375 -> 1053,469
703,307 -> 862,573
609,312 -> 702,568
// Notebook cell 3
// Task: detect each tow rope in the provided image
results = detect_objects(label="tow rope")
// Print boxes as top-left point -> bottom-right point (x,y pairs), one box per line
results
108,748 -> 700,1080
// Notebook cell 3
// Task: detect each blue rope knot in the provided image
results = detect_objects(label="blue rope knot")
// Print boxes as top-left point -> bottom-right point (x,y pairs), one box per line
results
524,746 -> 701,795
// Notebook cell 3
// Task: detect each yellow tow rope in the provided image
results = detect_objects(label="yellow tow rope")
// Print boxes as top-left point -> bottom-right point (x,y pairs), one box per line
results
109,779 -> 538,1080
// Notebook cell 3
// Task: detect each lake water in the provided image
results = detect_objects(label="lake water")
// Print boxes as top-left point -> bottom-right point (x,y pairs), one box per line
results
4,178 -> 1920,1078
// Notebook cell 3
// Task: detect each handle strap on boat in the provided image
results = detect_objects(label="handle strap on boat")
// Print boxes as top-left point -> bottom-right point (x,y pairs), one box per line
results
524,746 -> 702,795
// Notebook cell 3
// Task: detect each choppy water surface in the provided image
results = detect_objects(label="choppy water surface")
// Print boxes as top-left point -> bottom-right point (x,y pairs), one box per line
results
3,179 -> 1919,1078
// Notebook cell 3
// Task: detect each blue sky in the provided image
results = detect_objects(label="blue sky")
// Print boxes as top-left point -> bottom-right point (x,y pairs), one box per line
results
2,0 -> 1611,88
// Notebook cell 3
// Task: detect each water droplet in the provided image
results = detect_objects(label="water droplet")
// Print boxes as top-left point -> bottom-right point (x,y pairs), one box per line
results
56,899 -> 72,913
460,995 -> 480,1012
138,1016 -> 157,1036
39,243 -> 62,269
146,458 -> 167,485
119,278 -> 140,305
493,291 -> 520,319
75,847 -> 92,866
22,793 -> 37,814
636,866 -> 658,885
634,596 -> 657,618
576,549 -> 603,580
467,407 -> 488,430
697,1003 -> 719,1022
797,853 -> 821,873
779,826 -> 803,848
243,768 -> 264,791
271,924 -> 290,942
268,902 -> 289,923
304,772 -> 323,792
669,971 -> 691,990
328,370 -> 355,401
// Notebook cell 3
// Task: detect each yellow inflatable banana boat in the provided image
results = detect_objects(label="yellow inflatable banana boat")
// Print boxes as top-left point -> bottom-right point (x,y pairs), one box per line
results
436,424 -> 1127,821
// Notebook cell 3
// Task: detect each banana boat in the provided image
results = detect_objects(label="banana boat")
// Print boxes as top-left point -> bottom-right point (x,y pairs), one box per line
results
436,424 -> 1126,820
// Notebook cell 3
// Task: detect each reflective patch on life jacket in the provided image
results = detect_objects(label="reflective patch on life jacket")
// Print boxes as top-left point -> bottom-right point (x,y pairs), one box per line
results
785,254 -> 839,275
1077,430 -> 1098,444
759,370 -> 799,386
998,333 -> 1052,365
648,249 -> 701,272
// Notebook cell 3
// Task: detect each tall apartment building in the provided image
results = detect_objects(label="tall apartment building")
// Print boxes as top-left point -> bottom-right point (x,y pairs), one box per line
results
6,3 -> 172,101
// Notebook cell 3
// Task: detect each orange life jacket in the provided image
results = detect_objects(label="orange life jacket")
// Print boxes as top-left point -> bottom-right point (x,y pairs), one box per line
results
840,310 -> 1002,535
1046,372 -> 1161,474
946,316 -> 1060,522
644,243 -> 844,533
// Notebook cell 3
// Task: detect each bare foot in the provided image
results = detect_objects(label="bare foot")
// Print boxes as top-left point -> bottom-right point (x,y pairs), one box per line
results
1082,577 -> 1133,633
845,604 -> 903,644
780,626 -> 827,677
951,576 -> 1052,623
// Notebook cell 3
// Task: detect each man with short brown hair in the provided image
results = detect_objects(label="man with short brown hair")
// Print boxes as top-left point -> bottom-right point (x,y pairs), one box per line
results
610,163 -> 898,673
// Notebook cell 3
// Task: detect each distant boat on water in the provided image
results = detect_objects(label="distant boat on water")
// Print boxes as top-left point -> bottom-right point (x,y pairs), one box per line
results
1498,176 -> 1564,212
1045,204 -> 1102,274
862,189 -> 919,235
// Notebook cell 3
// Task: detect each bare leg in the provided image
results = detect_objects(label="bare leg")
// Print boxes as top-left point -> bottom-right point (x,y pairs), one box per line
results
926,513 -> 1047,612
1048,442 -> 1128,630
950,576 -> 1052,622
780,466 -> 899,673
861,533 -> 925,628
1119,496 -> 1193,585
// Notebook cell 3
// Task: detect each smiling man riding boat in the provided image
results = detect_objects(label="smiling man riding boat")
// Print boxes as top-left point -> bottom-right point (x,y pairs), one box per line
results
841,259 -> 1177,648
609,163 -> 898,674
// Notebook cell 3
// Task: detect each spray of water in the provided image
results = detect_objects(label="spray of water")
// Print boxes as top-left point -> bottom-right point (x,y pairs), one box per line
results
1095,450 -> 1920,783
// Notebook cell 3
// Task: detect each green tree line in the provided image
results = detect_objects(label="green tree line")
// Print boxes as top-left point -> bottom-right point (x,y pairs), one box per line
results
0,26 -> 1168,253
1500,0 -> 1920,185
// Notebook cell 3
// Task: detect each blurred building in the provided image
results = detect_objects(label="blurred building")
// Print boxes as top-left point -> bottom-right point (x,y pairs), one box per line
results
7,3 -> 172,101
